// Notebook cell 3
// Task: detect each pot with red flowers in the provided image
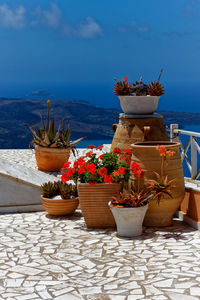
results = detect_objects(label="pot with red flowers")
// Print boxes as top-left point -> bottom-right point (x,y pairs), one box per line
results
61,145 -> 134,228
109,163 -> 153,237
113,69 -> 164,115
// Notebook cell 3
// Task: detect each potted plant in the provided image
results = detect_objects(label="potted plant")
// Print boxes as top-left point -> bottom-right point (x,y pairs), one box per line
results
61,145 -> 133,228
28,100 -> 85,172
113,69 -> 164,115
109,163 -> 153,237
41,181 -> 78,216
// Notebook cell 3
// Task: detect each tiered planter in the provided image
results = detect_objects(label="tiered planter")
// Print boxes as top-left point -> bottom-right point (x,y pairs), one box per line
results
130,142 -> 185,226
118,96 -> 160,115
41,196 -> 79,216
35,146 -> 70,172
78,183 -> 122,228
111,114 -> 169,152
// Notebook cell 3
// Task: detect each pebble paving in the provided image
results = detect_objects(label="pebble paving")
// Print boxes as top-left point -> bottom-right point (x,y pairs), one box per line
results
0,149 -> 200,299
0,211 -> 200,299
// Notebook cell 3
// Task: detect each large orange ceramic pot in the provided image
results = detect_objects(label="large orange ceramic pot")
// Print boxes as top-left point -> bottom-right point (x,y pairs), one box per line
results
130,142 -> 185,226
35,146 -> 70,172
78,183 -> 122,228
41,196 -> 78,216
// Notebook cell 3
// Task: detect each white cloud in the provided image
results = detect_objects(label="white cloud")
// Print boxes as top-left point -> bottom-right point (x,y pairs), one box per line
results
119,20 -> 150,35
0,4 -> 26,29
182,0 -> 200,18
62,16 -> 103,39
32,3 -> 61,28
78,17 -> 102,38
0,3 -> 102,39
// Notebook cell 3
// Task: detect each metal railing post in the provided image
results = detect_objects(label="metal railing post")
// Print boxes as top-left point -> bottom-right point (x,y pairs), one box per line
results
170,124 -> 179,142
191,136 -> 197,179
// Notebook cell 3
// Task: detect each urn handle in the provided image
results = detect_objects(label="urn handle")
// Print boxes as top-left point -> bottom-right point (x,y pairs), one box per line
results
112,124 -> 118,133
143,126 -> 151,140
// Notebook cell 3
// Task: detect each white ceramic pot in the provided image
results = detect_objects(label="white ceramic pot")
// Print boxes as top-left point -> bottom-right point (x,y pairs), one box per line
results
118,95 -> 160,115
108,202 -> 148,237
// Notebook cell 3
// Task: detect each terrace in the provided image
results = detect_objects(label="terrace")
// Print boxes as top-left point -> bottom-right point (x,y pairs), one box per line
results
0,128 -> 200,299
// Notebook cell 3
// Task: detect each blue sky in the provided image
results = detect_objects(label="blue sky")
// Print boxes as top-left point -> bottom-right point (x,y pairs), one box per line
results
0,0 -> 200,106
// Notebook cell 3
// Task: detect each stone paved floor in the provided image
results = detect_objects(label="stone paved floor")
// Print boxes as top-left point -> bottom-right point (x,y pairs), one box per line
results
0,146 -> 111,171
0,211 -> 200,300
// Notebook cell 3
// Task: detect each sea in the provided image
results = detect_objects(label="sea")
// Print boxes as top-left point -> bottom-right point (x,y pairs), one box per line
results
1,82 -> 200,177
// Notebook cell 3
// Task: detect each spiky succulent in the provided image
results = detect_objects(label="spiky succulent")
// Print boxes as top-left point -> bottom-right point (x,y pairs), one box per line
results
132,80 -> 149,96
28,100 -> 85,150
147,81 -> 165,96
41,181 -> 58,198
111,190 -> 153,208
113,78 -> 133,96
60,183 -> 77,199
41,181 -> 77,199
114,69 -> 164,97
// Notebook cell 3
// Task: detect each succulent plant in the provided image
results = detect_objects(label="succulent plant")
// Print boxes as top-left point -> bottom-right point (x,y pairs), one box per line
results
60,183 -> 77,199
113,78 -> 133,96
148,81 -> 164,96
147,68 -> 165,96
132,79 -> 149,96
41,181 -> 77,199
114,69 -> 164,97
28,100 -> 85,151
41,181 -> 58,198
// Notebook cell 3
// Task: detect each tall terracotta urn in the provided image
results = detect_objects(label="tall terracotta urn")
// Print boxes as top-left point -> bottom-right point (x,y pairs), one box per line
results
111,113 -> 169,152
129,142 -> 185,226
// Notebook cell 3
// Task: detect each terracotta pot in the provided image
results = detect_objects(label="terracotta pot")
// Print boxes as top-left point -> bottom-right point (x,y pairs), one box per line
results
78,183 -> 122,228
118,95 -> 160,114
35,146 -> 70,172
110,113 -> 169,152
41,196 -> 78,216
109,202 -> 148,237
130,141 -> 185,226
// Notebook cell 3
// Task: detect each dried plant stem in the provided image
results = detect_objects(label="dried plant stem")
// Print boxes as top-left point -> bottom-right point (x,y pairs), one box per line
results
157,68 -> 163,82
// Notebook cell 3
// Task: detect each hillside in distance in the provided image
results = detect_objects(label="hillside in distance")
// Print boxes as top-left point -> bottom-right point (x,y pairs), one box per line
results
0,98 -> 200,149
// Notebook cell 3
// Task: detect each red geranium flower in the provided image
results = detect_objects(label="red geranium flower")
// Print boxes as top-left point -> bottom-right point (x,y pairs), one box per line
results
98,154 -> 104,160
78,167 -> 86,174
74,157 -> 86,168
117,167 -> 125,175
86,151 -> 93,157
113,147 -> 121,154
97,167 -> 107,177
86,163 -> 96,174
96,145 -> 103,150
104,175 -> 114,183
123,148 -> 132,155
63,162 -> 71,168
89,181 -> 97,186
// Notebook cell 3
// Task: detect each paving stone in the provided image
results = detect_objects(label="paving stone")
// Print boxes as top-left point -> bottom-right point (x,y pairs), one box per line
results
0,149 -> 200,298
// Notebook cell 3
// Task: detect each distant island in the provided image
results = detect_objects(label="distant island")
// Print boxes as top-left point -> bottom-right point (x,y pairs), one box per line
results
0,98 -> 200,149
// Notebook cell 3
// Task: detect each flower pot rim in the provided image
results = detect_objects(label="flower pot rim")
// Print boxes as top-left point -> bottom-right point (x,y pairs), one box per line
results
108,201 -> 148,210
35,145 -> 70,150
118,95 -> 160,99
131,141 -> 181,148
41,195 -> 78,201
78,182 -> 122,186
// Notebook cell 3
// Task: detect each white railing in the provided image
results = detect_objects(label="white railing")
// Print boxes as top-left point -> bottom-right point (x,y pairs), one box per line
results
170,124 -> 200,180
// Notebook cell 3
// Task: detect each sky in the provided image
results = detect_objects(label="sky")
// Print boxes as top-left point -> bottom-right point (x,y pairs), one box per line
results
0,0 -> 200,110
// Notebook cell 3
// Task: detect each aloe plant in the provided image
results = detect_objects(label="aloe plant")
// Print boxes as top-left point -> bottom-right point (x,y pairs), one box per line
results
28,100 -> 85,150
